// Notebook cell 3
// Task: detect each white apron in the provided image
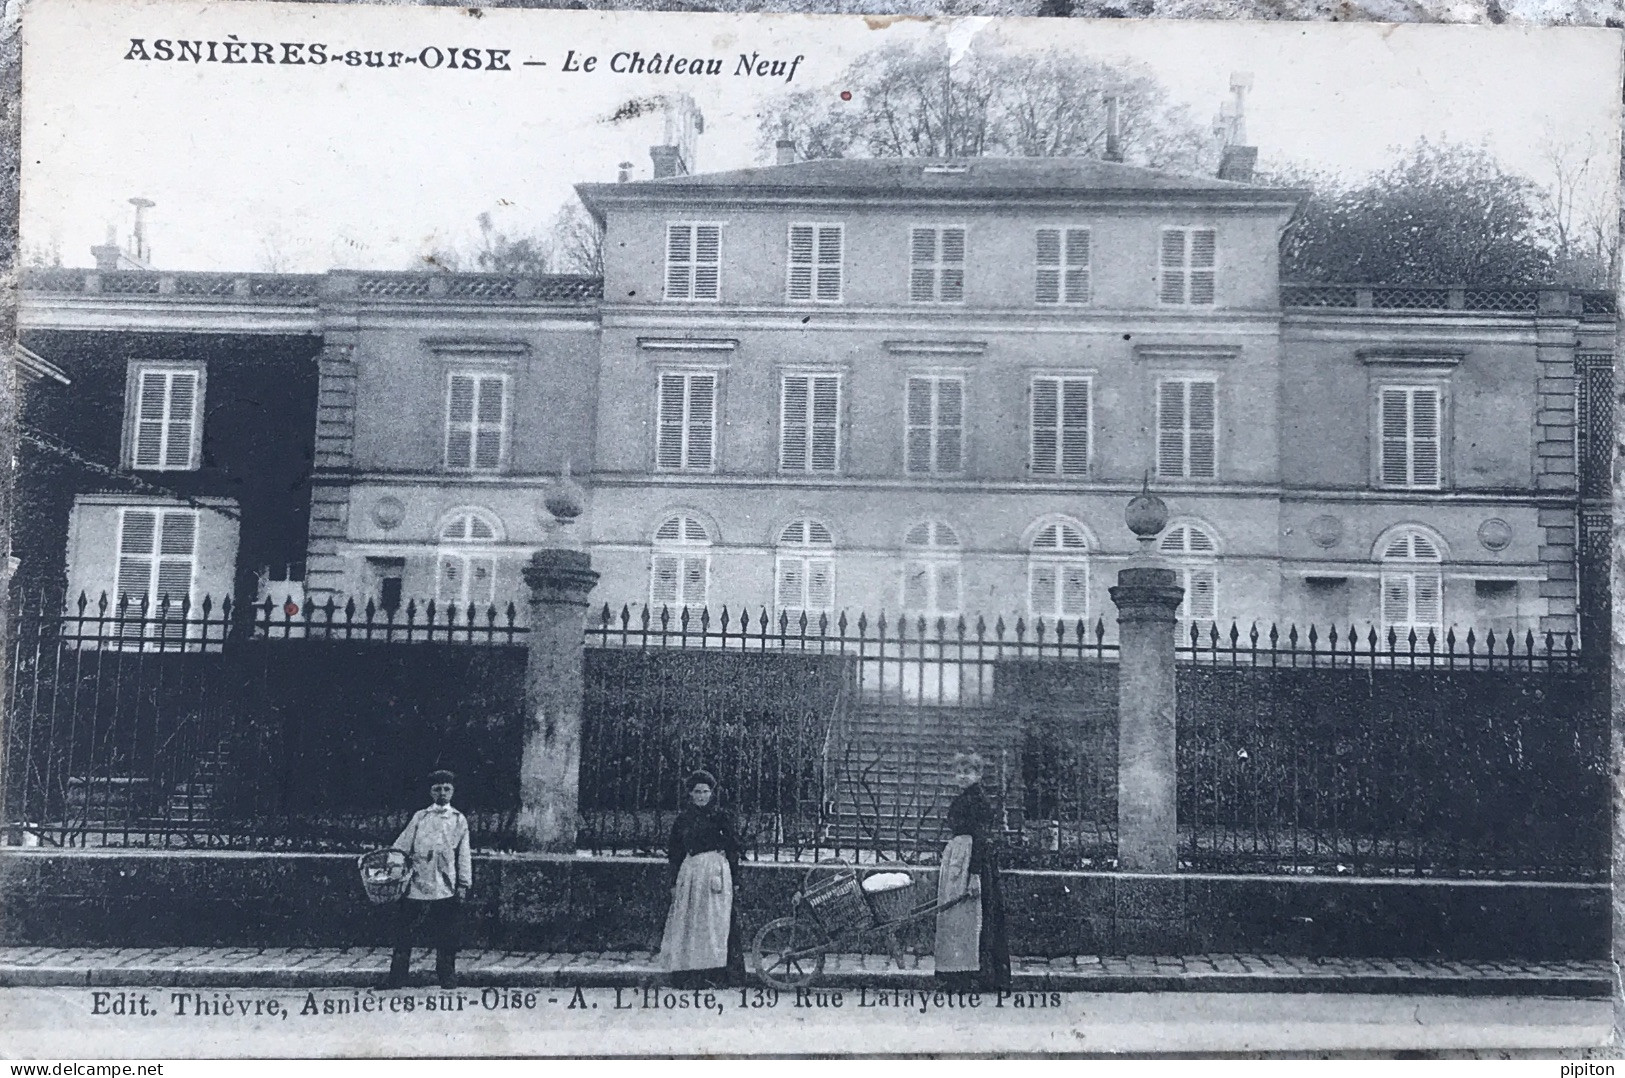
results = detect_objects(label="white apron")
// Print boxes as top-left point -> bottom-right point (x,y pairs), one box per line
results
659,850 -> 733,971
934,834 -> 982,973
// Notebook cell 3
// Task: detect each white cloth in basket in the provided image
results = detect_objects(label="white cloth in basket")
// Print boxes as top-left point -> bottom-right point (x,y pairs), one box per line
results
861,872 -> 914,894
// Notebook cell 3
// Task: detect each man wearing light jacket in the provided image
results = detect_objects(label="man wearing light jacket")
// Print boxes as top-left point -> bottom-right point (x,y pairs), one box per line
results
385,769 -> 472,989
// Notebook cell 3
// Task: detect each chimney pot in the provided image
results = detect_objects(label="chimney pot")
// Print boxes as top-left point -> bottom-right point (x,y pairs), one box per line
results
1103,94 -> 1123,163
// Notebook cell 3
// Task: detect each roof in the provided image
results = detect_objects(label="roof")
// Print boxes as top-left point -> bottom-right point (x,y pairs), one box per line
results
578,156 -> 1306,213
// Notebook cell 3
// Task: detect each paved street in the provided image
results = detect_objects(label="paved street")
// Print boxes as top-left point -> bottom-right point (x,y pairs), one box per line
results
0,946 -> 1606,996
0,983 -> 1610,1056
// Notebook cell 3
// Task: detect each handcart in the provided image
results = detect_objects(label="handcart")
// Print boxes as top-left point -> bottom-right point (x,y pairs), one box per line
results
750,860 -> 963,990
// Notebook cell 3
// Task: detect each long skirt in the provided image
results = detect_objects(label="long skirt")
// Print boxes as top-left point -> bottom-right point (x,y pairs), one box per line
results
934,835 -> 981,974
660,850 -> 734,972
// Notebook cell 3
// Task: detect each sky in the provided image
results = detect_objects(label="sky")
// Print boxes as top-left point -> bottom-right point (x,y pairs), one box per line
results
20,0 -> 1622,273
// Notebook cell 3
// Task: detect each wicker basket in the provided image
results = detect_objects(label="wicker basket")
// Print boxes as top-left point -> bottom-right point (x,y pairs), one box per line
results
357,848 -> 412,905
861,872 -> 917,924
799,867 -> 871,934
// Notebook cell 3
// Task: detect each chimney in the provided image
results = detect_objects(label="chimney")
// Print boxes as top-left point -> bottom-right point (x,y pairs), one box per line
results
775,138 -> 797,166
1214,72 -> 1256,183
617,161 -> 633,183
1103,94 -> 1123,163
129,197 -> 154,264
650,144 -> 684,180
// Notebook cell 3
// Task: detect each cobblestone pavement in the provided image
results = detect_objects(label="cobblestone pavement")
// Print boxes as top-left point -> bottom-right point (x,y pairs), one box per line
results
0,947 -> 1606,995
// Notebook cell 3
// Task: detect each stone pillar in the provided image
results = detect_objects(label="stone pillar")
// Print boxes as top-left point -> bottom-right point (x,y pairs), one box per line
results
518,549 -> 599,852
1109,565 -> 1184,873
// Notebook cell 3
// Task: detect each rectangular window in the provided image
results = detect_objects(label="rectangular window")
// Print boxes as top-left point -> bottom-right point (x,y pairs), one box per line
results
787,224 -> 844,303
902,560 -> 961,616
1029,560 -> 1089,619
444,373 -> 508,472
780,373 -> 841,473
1035,228 -> 1091,305
656,372 -> 717,472
909,226 -> 966,304
1180,565 -> 1218,626
1381,569 -> 1443,633
1031,376 -> 1091,476
1378,386 -> 1442,489
665,223 -> 722,301
905,375 -> 964,475
114,507 -> 197,638
1159,228 -> 1217,306
436,554 -> 496,608
776,555 -> 835,616
651,554 -> 709,608
1156,378 -> 1217,480
128,366 -> 202,471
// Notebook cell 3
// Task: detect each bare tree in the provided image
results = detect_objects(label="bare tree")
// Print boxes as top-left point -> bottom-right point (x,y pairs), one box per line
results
1537,133 -> 1618,288
550,200 -> 604,277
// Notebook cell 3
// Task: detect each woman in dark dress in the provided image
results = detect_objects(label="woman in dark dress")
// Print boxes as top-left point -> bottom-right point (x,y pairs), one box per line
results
934,751 -> 1012,992
659,770 -> 743,988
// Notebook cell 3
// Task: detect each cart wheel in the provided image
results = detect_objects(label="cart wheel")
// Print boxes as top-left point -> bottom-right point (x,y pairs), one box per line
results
752,916 -> 826,991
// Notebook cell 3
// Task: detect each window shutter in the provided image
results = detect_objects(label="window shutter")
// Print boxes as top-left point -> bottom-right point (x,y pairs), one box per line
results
1381,573 -> 1412,628
1035,229 -> 1061,304
776,558 -> 804,609
934,563 -> 961,614
815,226 -> 843,302
473,376 -> 504,470
935,379 -> 963,473
780,375 -> 809,471
1411,388 -> 1440,487
1030,562 -> 1058,615
164,373 -> 198,469
1064,229 -> 1091,304
159,512 -> 196,558
906,377 -> 934,473
116,510 -> 157,605
665,225 -> 692,300
134,372 -> 167,468
910,228 -> 936,302
1031,377 -> 1059,474
693,225 -> 720,299
1186,567 -> 1217,622
787,225 -> 814,301
1157,380 -> 1186,477
686,374 -> 715,470
680,557 -> 708,607
806,559 -> 834,611
1188,229 -> 1216,305
1060,563 -> 1089,618
939,228 -> 965,302
469,557 -> 496,606
1379,388 -> 1410,485
903,563 -> 930,612
1160,230 -> 1186,304
1413,571 -> 1442,627
437,555 -> 463,604
446,375 -> 476,468
1060,379 -> 1089,475
651,554 -> 680,606
810,376 -> 839,472
1187,380 -> 1216,479
657,374 -> 687,470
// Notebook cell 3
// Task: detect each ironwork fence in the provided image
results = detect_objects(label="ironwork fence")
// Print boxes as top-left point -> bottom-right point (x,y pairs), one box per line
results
1,590 -> 1606,880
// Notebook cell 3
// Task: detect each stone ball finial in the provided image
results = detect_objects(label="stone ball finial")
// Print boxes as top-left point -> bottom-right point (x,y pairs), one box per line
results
1125,473 -> 1168,540
543,462 -> 586,525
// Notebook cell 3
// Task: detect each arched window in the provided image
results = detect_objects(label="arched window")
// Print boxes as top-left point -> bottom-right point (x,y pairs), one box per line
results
1157,520 -> 1218,628
1028,518 -> 1089,620
437,509 -> 501,607
651,513 -> 711,610
902,521 -> 961,616
775,518 -> 835,617
1378,527 -> 1443,635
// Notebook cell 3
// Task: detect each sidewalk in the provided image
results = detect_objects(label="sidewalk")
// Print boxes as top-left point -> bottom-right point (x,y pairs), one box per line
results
0,947 -> 1606,996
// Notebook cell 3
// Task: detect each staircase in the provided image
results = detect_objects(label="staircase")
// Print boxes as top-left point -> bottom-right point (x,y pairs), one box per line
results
822,698 -> 1018,857
154,744 -> 232,831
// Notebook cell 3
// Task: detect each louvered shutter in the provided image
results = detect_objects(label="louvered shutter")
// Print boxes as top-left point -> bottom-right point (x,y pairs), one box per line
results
935,564 -> 961,613
1157,380 -> 1186,477
651,555 -> 681,605
1187,381 -> 1216,479
116,510 -> 157,606
437,555 -> 464,604
680,557 -> 708,606
809,376 -> 839,472
665,225 -> 692,300
1060,379 -> 1089,474
787,225 -> 814,301
446,375 -> 476,468
815,227 -> 843,302
1411,388 -> 1440,487
1030,562 -> 1058,615
1381,573 -> 1412,629
935,379 -> 963,473
780,375 -> 809,471
474,376 -> 505,469
1413,571 -> 1442,627
1064,229 -> 1091,304
939,228 -> 965,302
1185,567 -> 1217,622
692,225 -> 721,300
657,374 -> 687,470
806,559 -> 834,610
134,372 -> 167,468
685,374 -> 715,470
164,373 -> 198,469
1188,229 -> 1216,305
1160,230 -> 1186,304
906,378 -> 934,473
1035,230 -> 1061,304
1060,563 -> 1089,618
468,557 -> 495,606
910,229 -> 936,302
1379,388 -> 1410,485
1031,378 -> 1059,473
776,558 -> 804,609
